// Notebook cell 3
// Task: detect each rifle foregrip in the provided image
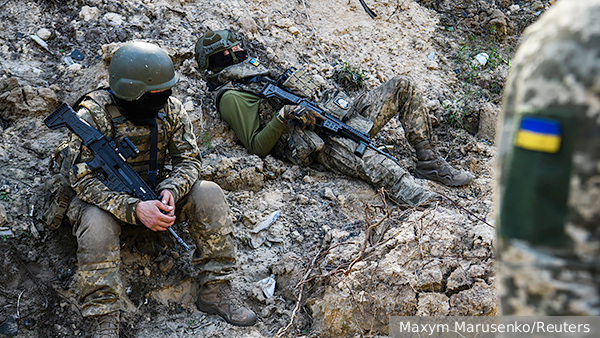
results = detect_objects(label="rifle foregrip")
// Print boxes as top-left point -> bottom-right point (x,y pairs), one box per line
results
354,142 -> 367,157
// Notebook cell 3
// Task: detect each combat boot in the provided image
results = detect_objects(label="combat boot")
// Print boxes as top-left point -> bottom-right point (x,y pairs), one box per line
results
390,173 -> 437,206
91,312 -> 119,338
197,281 -> 257,327
414,140 -> 474,186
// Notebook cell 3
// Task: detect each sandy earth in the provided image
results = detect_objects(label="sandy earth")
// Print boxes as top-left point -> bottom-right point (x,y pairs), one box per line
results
0,0 -> 553,337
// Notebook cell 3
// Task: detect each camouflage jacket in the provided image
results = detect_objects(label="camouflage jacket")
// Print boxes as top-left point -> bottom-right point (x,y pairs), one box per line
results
497,0 -> 600,252
67,90 -> 201,224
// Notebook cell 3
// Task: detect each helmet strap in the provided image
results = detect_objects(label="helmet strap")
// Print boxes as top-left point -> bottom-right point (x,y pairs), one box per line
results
229,48 -> 239,64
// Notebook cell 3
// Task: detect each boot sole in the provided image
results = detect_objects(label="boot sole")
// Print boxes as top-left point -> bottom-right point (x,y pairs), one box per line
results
414,169 -> 473,187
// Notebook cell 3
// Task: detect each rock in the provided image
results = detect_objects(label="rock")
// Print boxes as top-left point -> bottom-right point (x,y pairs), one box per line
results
250,287 -> 266,303
489,9 -> 508,37
416,293 -> 449,316
275,18 -> 293,28
239,16 -> 258,33
322,187 -> 336,201
158,257 -> 174,273
303,175 -> 314,184
297,194 -> 309,204
79,6 -> 100,22
509,4 -> 520,12
0,203 -> 7,226
426,60 -> 439,70
313,74 -> 327,86
477,102 -> 499,142
104,13 -> 124,26
447,267 -> 473,291
143,267 -> 151,277
288,26 -> 300,35
183,100 -> 194,112
449,282 -> 498,315
100,43 -> 123,62
37,28 -> 52,41
67,64 -> 82,72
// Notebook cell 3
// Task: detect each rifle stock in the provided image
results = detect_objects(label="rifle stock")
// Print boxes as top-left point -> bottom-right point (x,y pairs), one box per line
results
44,103 -> 190,251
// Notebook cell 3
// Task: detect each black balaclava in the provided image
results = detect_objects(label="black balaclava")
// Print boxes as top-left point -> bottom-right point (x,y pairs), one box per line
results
208,50 -> 248,71
113,89 -> 172,125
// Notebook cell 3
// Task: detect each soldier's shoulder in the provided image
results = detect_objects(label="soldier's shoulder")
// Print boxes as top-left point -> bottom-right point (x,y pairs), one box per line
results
163,96 -> 186,125
76,89 -> 113,133
217,58 -> 271,83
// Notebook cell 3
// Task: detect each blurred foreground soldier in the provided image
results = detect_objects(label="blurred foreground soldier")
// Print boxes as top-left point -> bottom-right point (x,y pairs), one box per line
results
496,0 -> 600,315
66,42 -> 256,337
194,30 -> 473,206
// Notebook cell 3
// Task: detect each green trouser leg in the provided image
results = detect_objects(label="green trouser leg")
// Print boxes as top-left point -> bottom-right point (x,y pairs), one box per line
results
353,75 -> 432,146
72,198 -> 122,317
177,181 -> 237,286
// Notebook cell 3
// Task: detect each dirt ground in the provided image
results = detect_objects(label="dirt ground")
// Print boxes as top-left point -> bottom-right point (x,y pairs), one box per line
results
0,0 -> 553,337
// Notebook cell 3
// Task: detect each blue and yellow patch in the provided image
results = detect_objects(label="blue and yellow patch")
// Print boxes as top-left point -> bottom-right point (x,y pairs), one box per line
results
249,58 -> 260,66
514,117 -> 562,153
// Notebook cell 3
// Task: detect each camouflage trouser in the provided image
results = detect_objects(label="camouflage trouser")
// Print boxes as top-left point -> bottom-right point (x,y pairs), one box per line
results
315,76 -> 433,204
71,180 -> 236,317
498,239 -> 600,316
353,75 -> 432,144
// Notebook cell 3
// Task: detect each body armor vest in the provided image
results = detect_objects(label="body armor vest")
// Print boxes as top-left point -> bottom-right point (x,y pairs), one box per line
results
79,90 -> 173,183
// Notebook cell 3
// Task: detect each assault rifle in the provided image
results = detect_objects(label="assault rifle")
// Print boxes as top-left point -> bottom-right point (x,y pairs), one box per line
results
44,103 -> 191,251
259,82 -> 398,162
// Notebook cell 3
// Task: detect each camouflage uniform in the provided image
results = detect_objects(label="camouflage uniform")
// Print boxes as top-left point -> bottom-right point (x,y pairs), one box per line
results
213,61 -> 435,205
67,90 -> 236,317
496,0 -> 600,315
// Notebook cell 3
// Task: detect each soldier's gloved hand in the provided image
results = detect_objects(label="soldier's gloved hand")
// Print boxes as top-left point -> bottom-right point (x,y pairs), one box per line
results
280,105 -> 323,128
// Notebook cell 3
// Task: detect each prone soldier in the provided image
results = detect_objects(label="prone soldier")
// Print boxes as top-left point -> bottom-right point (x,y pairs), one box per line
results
194,29 -> 474,206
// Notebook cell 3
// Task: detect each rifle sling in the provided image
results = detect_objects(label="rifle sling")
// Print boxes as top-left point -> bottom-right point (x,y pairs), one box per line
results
106,103 -> 159,186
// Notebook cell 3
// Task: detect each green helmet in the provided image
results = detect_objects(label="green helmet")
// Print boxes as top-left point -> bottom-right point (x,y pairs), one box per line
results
109,42 -> 179,101
194,29 -> 242,71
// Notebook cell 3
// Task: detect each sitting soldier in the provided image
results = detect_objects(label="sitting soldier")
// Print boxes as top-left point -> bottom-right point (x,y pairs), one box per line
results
66,42 -> 257,338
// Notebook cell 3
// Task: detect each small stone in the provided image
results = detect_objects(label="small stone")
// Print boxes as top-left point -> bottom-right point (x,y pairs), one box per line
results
239,16 -> 258,33
427,61 -> 439,70
143,267 -> 151,277
79,6 -> 100,22
275,18 -> 293,28
313,74 -> 327,86
288,26 -> 300,35
104,13 -> 124,26
170,250 -> 180,260
67,64 -> 82,72
183,101 -> 194,111
37,28 -> 52,41
302,175 -> 314,184
509,4 -> 520,12
159,257 -> 174,273
322,187 -> 336,201
297,194 -> 309,204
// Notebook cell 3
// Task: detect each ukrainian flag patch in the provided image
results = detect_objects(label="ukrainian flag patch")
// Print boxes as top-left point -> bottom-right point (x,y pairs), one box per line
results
514,117 -> 562,153
249,58 -> 260,66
